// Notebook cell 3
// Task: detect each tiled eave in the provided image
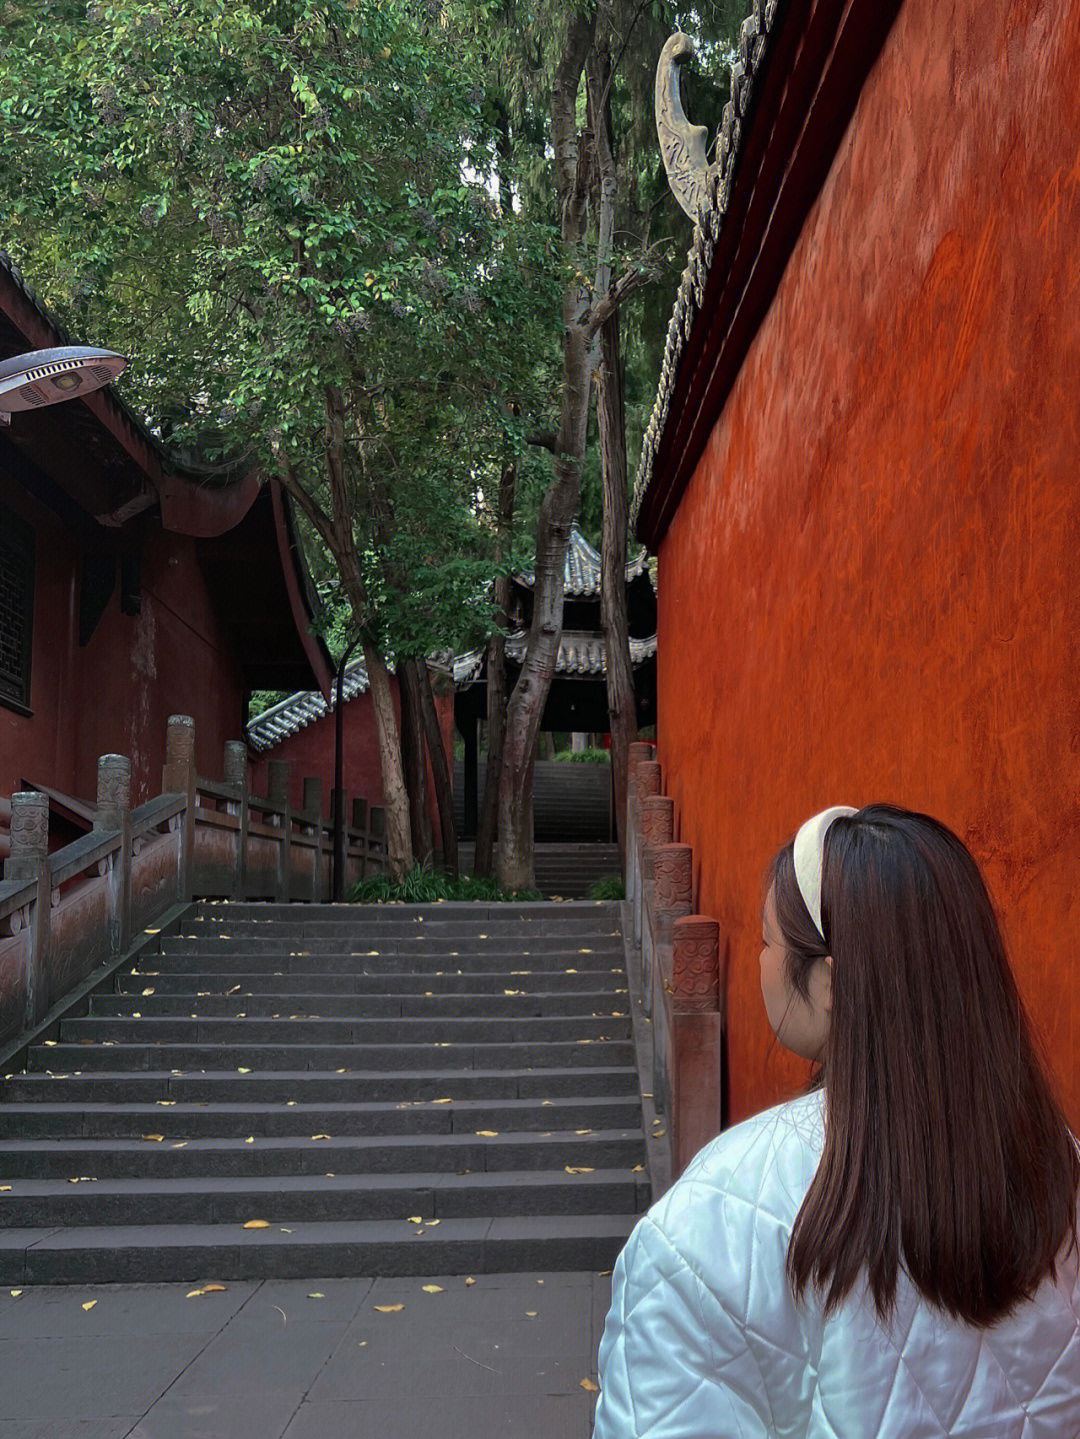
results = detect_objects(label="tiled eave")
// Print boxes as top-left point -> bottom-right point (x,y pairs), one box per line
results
632,0 -> 905,549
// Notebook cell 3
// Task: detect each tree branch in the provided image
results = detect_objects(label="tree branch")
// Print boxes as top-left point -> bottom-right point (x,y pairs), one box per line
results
526,429 -> 559,452
584,241 -> 671,338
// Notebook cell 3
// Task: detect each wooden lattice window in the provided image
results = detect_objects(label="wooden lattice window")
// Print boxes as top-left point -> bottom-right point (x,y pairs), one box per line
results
0,505 -> 34,712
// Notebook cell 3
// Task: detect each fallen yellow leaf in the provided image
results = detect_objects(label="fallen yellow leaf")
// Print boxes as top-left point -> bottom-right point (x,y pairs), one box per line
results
407,1216 -> 424,1224
0,1186 -> 11,1192
308,1293 -> 325,1299
237,1068 -> 251,1074
243,1219 -> 271,1229
374,1303 -> 404,1312
476,1130 -> 498,1137
580,1378 -> 599,1392
431,1098 -> 453,1104
286,1100 -> 297,1106
632,1165 -> 644,1173
311,1134 -> 331,1140
245,1137 -> 255,1144
156,1100 -> 176,1106
203,1284 -> 227,1292
9,1290 -> 21,1297
565,1166 -> 595,1174
82,1301 -> 97,1311
465,1277 -> 475,1285
187,1289 -> 206,1298
142,1134 -> 164,1142
142,988 -> 155,996
653,1127 -> 666,1137
422,1285 -> 443,1293
540,1100 -> 553,1106
525,1310 -> 538,1317
171,1142 -> 187,1149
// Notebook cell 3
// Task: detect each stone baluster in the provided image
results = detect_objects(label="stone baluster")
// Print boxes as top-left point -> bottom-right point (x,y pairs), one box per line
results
638,795 -> 675,1002
96,755 -> 132,955
163,716 -> 196,904
632,760 -> 663,946
648,842 -> 693,1117
7,792 -> 50,1029
625,741 -> 655,906
267,760 -> 292,901
224,741 -> 249,898
670,914 -> 723,1178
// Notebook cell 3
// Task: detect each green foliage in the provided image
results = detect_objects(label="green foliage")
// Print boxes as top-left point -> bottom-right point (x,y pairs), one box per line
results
248,690 -> 291,719
587,875 -> 625,901
0,0 -> 561,661
553,746 -> 611,764
347,863 -> 542,903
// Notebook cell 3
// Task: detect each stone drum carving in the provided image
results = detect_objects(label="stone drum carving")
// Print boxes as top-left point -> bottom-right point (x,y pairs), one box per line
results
672,915 -> 720,1011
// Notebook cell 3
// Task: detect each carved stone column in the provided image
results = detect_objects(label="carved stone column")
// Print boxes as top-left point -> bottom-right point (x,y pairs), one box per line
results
7,792 -> 48,883
638,796 -> 676,1001
162,715 -> 195,794
625,742 -> 656,908
223,741 -> 249,899
631,761 -> 663,947
95,755 -> 131,832
672,915 -> 719,1010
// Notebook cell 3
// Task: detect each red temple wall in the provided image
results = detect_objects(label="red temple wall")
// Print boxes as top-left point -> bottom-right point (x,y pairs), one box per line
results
656,0 -> 1080,1127
248,684 -> 455,835
1,481 -> 246,811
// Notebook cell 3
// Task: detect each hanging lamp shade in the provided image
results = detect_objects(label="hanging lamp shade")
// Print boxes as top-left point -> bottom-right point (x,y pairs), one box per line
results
0,346 -> 127,420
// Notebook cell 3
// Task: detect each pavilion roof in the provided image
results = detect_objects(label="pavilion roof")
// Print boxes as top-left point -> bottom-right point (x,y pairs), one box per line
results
515,526 -> 651,596
246,631 -> 658,753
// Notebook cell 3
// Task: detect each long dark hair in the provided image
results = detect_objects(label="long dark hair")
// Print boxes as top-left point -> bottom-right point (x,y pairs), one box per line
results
769,803 -> 1080,1328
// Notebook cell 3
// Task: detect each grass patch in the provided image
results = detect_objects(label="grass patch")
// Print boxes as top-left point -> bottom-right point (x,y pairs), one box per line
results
348,864 -> 543,904
552,746 -> 611,764
587,875 -> 625,901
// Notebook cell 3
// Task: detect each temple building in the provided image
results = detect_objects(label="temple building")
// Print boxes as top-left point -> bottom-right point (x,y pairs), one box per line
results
0,253 -> 330,867
641,0 -> 1080,1126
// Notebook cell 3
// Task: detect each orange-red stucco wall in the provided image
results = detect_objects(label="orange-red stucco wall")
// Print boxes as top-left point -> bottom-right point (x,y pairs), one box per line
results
657,0 -> 1080,1127
248,683 -> 455,834
0,481 -> 246,809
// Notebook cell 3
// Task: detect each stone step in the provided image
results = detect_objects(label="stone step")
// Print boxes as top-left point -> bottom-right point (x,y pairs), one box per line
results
0,1167 -> 650,1228
59,1015 -> 633,1045
144,949 -> 621,972
2,1066 -> 639,1105
95,992 -> 631,1019
0,1213 -> 639,1284
155,935 -> 623,957
0,1093 -> 643,1139
175,919 -> 624,941
116,970 -> 629,996
28,1039 -> 635,1072
0,1128 -> 645,1179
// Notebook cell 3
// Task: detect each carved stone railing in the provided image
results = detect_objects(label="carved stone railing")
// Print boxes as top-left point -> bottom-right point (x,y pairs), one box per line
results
0,715 -> 388,1054
624,741 -> 724,1181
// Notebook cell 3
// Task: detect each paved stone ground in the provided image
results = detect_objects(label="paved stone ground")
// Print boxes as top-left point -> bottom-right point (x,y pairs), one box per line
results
0,1268 -> 612,1437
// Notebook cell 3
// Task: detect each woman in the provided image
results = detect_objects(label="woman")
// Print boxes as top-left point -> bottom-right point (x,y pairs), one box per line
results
593,804 -> 1080,1437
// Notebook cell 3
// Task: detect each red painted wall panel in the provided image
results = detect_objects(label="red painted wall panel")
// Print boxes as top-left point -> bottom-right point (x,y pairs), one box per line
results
1,482 -> 246,810
657,0 -> 1080,1127
248,682 -> 455,834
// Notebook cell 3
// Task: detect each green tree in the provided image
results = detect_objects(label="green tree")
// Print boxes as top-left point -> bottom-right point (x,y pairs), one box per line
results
1,0 -> 558,879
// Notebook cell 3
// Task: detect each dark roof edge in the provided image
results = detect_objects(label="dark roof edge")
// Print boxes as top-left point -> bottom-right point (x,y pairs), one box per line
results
632,0 -> 904,549
0,251 -> 260,538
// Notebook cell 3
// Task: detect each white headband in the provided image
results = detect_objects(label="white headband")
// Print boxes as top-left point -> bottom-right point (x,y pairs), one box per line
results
793,805 -> 857,944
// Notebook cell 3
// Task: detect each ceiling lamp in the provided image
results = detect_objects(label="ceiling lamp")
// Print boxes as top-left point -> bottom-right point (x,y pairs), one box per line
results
0,345 -> 128,423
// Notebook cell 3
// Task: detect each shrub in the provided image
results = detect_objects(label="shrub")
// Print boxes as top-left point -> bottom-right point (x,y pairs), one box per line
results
553,746 -> 611,764
587,875 -> 625,901
348,864 -> 543,904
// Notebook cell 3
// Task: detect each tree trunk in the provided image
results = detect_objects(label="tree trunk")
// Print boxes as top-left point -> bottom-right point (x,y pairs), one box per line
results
474,454 -> 517,877
414,657 -> 458,879
597,307 -> 636,867
399,658 -> 434,868
496,9 -> 595,892
362,640 -> 414,881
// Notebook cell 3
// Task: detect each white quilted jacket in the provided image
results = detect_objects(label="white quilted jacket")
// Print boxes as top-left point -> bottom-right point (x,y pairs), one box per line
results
594,1089 -> 1080,1437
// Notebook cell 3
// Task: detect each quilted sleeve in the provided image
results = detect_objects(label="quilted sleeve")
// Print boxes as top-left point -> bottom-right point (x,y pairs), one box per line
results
593,1213 -> 771,1438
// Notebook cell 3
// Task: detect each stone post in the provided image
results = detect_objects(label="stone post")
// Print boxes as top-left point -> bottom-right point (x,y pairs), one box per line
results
8,792 -> 50,1029
369,806 -> 387,878
302,778 -> 324,902
96,755 -> 132,955
648,842 -> 693,1118
267,760 -> 291,901
351,799 -> 368,880
638,795 -> 675,1001
223,741 -> 249,898
625,741 -> 655,906
163,716 -> 196,904
631,761 -> 663,947
670,915 -> 723,1178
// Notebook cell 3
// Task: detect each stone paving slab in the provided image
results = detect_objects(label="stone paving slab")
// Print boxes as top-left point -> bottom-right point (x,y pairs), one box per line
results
0,1270 -> 613,1438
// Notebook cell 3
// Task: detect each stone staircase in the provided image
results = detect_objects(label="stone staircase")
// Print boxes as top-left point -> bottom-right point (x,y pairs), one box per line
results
0,901 -> 648,1283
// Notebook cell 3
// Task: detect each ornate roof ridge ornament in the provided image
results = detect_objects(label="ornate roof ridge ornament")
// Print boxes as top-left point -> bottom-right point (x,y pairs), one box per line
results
655,33 -> 718,226
634,4 -> 779,536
